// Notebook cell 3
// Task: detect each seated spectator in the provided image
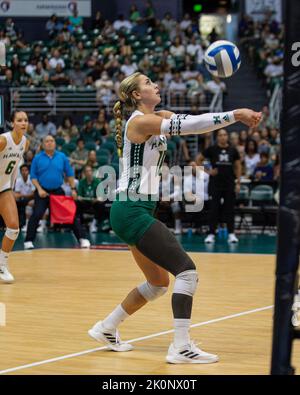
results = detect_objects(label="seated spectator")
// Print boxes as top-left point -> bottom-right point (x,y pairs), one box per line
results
169,71 -> 187,106
119,37 -> 132,57
93,110 -> 110,139
253,152 -> 274,182
71,41 -> 89,64
76,165 -> 105,233
87,61 -> 103,84
92,11 -> 105,30
50,63 -> 70,86
68,9 -> 83,30
180,13 -> 192,32
69,138 -> 89,177
129,4 -> 141,24
205,76 -> 227,95
25,57 -> 37,77
95,71 -> 114,106
244,139 -> 260,177
113,14 -> 132,32
120,56 -> 138,77
57,116 -> 79,142
49,49 -> 65,70
68,61 -> 86,86
131,17 -> 147,38
31,61 -> 48,87
80,116 -> 101,145
161,12 -> 177,34
144,0 -> 156,27
86,150 -> 99,172
45,14 -> 60,38
36,114 -> 57,138
23,150 -> 35,169
26,123 -> 40,152
14,164 -> 35,230
170,36 -> 185,59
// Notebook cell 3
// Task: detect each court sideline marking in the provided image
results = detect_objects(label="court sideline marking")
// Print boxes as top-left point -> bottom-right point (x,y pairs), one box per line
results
0,305 -> 273,375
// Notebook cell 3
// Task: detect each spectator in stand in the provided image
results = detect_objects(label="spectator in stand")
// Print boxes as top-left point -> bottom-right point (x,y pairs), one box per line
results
80,116 -> 101,145
161,12 -> 176,34
87,61 -> 103,84
26,123 -> 40,152
68,61 -> 86,86
129,4 -> 141,25
86,150 -> 99,172
49,63 -> 70,87
180,13 -> 192,32
120,56 -> 138,77
244,139 -> 260,177
144,0 -> 156,27
95,71 -> 114,106
57,116 -> 79,143
25,57 -> 37,77
49,49 -> 65,70
24,135 -> 90,249
170,36 -> 185,59
76,165 -> 105,233
45,14 -> 61,38
169,71 -> 187,107
205,76 -> 227,95
200,129 -> 241,244
253,152 -> 274,182
70,138 -> 88,177
93,110 -> 110,139
131,17 -> 147,38
23,150 -> 35,170
92,11 -> 105,30
36,114 -> 57,139
113,14 -> 132,32
68,8 -> 83,31
31,61 -> 48,87
14,164 -> 35,230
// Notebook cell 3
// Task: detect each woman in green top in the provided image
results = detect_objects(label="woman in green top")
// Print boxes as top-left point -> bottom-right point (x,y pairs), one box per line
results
88,72 -> 262,363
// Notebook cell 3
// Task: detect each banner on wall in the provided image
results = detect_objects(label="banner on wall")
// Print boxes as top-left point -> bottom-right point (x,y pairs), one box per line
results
245,0 -> 282,22
0,0 -> 91,17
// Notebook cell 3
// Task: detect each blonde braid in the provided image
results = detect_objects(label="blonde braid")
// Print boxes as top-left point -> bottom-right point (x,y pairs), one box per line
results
113,100 -> 124,157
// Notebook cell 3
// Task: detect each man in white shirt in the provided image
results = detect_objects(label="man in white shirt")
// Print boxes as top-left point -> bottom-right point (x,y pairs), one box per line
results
120,57 -> 138,76
113,14 -> 132,31
49,49 -> 65,70
14,164 -> 35,230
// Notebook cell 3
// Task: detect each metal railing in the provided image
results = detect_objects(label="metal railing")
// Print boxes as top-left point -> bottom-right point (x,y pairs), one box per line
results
10,87 -> 223,116
269,84 -> 283,128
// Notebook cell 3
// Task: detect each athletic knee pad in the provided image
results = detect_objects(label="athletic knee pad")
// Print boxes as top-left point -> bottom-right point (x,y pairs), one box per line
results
137,281 -> 168,302
5,227 -> 20,241
173,270 -> 198,297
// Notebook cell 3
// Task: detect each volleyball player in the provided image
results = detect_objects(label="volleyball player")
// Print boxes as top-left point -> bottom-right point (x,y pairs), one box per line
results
88,72 -> 261,363
0,111 -> 29,283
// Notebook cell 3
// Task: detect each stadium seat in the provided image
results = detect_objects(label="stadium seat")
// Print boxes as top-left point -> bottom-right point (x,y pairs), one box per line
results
55,137 -> 65,147
85,141 -> 96,151
97,155 -> 110,166
101,142 -> 115,154
97,148 -> 110,158
250,185 -> 274,204
62,142 -> 76,155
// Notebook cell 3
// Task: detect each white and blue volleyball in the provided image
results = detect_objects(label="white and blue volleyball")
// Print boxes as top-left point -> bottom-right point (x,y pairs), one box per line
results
204,40 -> 241,78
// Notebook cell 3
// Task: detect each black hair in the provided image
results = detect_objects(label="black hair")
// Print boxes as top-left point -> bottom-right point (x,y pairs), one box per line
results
20,164 -> 29,171
245,138 -> 258,155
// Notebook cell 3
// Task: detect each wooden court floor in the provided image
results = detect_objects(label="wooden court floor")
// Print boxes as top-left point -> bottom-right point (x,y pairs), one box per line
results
0,249 -> 299,375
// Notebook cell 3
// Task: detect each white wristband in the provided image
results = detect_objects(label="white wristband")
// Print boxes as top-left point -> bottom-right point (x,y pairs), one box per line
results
160,111 -> 236,136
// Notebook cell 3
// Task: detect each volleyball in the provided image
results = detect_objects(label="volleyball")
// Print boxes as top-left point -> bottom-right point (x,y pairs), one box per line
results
204,40 -> 241,78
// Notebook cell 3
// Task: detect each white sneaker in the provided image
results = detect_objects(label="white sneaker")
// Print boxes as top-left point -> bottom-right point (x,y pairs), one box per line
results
0,264 -> 14,283
166,341 -> 219,364
88,321 -> 133,352
24,241 -> 34,250
204,234 -> 215,244
174,228 -> 182,235
292,293 -> 300,327
228,233 -> 239,243
80,238 -> 91,248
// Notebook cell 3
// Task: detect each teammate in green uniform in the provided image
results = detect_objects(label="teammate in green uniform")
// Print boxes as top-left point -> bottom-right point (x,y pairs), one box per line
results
88,72 -> 262,363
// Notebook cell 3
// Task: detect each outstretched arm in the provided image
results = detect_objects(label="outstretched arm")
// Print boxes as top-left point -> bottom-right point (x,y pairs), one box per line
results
128,109 -> 262,143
